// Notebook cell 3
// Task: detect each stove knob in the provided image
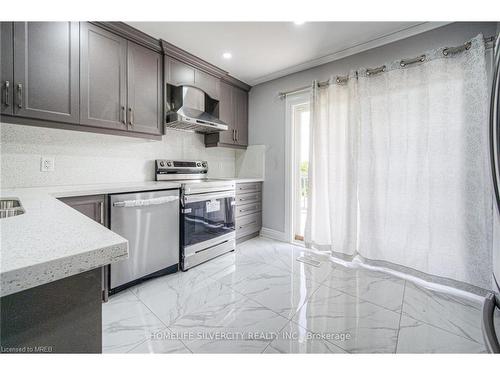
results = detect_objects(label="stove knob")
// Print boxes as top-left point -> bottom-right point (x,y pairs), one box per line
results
166,161 -> 172,167
202,162 -> 207,168
159,161 -> 165,167
197,162 -> 202,167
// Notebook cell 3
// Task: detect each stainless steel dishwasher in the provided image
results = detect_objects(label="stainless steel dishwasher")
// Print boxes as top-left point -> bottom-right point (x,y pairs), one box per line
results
109,189 -> 179,293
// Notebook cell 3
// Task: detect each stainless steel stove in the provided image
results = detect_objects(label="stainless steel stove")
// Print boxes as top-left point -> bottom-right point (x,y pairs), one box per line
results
155,160 -> 236,270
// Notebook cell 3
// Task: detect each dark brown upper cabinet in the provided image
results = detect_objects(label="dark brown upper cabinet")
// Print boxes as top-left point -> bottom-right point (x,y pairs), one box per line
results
165,57 -> 195,86
2,21 -> 247,142
165,56 -> 220,100
233,86 -> 248,146
127,42 -> 162,135
10,22 -> 80,124
81,23 -> 162,136
205,83 -> 248,148
194,69 -> 220,100
1,22 -> 13,116
217,81 -> 236,144
80,22 -> 128,131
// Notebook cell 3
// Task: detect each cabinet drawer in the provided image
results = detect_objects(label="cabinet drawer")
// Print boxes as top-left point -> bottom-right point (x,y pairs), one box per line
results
236,201 -> 262,218
236,191 -> 261,206
236,212 -> 262,239
236,182 -> 261,194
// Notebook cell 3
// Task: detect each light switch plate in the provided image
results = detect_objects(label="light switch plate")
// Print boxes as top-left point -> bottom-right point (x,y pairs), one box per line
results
40,156 -> 55,172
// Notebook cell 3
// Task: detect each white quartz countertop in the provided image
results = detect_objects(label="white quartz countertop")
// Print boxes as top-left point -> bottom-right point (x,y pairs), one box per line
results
0,181 -> 182,297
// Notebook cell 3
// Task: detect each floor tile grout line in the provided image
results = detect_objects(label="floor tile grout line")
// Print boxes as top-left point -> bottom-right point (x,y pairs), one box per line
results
394,280 -> 407,353
314,282 -> 403,319
320,281 -> 405,315
260,318 -> 295,353
399,310 -> 485,346
104,290 -> 169,354
286,281 -> 351,354
128,284 -> 194,353
401,286 -> 484,344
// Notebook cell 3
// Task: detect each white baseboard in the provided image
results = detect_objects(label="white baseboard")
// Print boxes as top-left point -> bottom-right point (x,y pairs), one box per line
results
260,227 -> 288,242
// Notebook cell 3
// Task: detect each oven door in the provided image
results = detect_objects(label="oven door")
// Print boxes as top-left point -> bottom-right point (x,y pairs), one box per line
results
182,190 -> 235,248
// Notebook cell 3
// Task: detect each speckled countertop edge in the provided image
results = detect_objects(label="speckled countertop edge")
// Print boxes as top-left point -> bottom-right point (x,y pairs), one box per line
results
0,181 -> 183,297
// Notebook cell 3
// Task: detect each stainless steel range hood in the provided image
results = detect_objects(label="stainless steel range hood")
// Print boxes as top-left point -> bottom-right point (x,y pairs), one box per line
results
165,85 -> 228,133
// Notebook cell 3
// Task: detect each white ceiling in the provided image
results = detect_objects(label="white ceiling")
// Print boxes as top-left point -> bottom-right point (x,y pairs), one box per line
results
128,22 -> 448,86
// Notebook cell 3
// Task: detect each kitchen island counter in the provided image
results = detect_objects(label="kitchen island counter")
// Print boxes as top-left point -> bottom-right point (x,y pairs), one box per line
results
0,181 -> 181,297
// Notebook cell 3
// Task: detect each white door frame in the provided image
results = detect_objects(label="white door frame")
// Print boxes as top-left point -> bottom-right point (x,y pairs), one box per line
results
284,90 -> 310,244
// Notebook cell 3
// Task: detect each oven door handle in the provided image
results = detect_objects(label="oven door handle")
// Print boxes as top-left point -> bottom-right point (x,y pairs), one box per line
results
183,191 -> 235,204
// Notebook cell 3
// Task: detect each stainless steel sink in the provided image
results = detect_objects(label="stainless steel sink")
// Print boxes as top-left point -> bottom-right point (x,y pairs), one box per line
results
0,198 -> 25,218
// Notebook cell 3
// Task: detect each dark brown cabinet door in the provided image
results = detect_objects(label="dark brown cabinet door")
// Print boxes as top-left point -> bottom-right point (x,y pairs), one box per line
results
234,87 -> 248,146
165,56 -> 195,86
204,82 -> 249,148
59,195 -> 105,225
12,22 -> 80,123
195,69 -> 220,100
218,81 -> 235,144
127,42 -> 162,135
80,22 -> 127,131
1,22 -> 13,116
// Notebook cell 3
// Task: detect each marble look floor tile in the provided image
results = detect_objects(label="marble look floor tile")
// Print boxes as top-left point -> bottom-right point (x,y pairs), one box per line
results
396,315 -> 486,353
193,250 -> 250,277
321,266 -> 406,312
230,265 -> 322,319
131,270 -> 240,327
263,321 -> 348,354
169,295 -> 289,353
127,329 -> 191,353
102,290 -> 167,353
238,237 -> 302,266
292,285 -> 401,353
274,256 -> 337,285
207,255 -> 272,287
402,282 -> 483,343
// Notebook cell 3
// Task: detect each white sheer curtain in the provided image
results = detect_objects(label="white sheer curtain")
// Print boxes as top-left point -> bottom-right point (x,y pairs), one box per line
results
305,34 -> 493,288
304,74 -> 359,256
357,34 -> 492,289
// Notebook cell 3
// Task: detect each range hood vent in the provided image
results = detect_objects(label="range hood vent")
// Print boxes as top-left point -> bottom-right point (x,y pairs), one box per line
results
165,85 -> 228,134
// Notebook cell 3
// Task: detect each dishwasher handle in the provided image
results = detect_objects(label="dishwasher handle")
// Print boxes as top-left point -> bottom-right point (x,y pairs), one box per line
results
113,196 -> 178,208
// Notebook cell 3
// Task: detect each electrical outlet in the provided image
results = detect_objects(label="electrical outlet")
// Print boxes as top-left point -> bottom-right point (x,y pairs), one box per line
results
40,156 -> 55,172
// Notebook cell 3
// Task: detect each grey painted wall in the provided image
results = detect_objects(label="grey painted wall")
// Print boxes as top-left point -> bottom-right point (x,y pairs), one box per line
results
249,22 -> 499,233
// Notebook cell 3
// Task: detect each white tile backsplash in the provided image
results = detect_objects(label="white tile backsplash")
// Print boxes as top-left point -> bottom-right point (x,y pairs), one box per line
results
0,123 -> 236,188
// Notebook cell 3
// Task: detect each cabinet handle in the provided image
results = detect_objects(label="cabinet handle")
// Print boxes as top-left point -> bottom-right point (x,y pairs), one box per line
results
16,83 -> 22,109
235,129 -> 238,142
239,185 -> 258,191
121,106 -> 126,124
99,201 -> 104,225
239,196 -> 257,202
240,205 -> 258,213
128,107 -> 134,127
232,129 -> 236,142
239,220 -> 257,229
3,81 -> 10,106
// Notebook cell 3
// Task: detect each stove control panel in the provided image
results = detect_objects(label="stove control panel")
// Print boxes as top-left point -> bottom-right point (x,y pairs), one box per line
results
155,160 -> 208,180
